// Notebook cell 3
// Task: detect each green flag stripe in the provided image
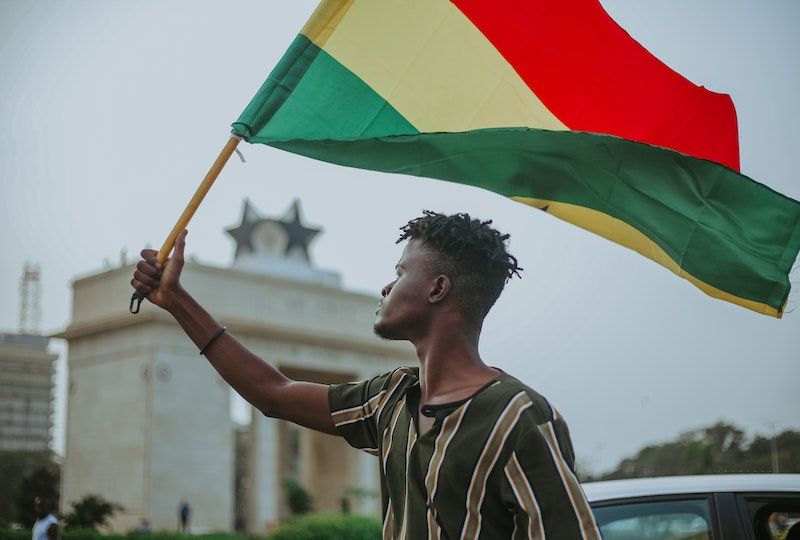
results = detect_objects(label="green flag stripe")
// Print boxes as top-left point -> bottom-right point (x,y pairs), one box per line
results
269,130 -> 799,312
233,35 -> 417,142
233,34 -> 321,139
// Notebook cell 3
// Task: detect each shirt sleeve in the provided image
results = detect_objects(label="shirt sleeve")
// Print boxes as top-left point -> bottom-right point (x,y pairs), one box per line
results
328,368 -> 406,455
501,418 -> 602,540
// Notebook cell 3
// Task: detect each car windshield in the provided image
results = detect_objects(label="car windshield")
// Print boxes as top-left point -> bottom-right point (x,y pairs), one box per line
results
592,498 -> 713,540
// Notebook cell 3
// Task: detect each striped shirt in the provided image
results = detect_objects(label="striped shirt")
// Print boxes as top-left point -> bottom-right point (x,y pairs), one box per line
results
329,367 -> 602,539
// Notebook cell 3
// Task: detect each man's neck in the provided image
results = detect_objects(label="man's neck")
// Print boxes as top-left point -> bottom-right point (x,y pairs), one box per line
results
413,327 -> 498,405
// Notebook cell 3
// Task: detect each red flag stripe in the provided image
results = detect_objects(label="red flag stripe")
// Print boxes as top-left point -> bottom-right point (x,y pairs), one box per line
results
450,0 -> 740,170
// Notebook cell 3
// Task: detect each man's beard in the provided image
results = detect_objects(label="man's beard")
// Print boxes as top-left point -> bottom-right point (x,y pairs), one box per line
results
373,318 -> 408,341
373,320 -> 395,340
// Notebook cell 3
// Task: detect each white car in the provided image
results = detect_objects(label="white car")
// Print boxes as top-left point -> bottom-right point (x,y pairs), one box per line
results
583,474 -> 800,540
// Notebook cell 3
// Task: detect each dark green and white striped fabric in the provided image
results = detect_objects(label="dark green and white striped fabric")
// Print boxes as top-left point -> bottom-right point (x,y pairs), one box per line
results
329,367 -> 601,539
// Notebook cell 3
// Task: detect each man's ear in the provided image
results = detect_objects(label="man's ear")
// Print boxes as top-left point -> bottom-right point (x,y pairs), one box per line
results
429,275 -> 451,304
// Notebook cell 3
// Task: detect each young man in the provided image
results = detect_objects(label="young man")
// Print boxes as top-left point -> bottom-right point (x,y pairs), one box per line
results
32,496 -> 58,540
131,211 -> 601,539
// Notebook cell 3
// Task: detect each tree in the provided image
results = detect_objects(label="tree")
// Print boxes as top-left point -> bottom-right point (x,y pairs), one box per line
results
63,495 -> 123,531
0,451 -> 60,527
587,422 -> 800,481
14,466 -> 60,528
283,480 -> 313,516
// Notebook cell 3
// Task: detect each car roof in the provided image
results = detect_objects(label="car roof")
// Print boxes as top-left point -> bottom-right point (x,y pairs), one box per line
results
583,474 -> 800,503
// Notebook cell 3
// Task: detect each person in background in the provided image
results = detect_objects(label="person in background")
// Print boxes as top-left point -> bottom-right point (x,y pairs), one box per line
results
32,496 -> 58,540
178,500 -> 191,534
134,518 -> 152,533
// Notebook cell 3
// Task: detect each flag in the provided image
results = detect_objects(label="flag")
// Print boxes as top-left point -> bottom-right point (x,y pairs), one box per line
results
231,0 -> 800,317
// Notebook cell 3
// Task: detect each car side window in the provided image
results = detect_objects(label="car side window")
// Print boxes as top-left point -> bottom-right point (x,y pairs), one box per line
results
763,511 -> 800,539
592,498 -> 713,540
741,496 -> 800,540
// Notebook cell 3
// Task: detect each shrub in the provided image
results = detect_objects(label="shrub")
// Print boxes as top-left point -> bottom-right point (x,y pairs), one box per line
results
127,533 -> 246,540
64,529 -> 105,539
63,495 -> 123,531
283,481 -> 313,516
1,531 -> 251,540
0,529 -> 29,540
268,514 -> 381,540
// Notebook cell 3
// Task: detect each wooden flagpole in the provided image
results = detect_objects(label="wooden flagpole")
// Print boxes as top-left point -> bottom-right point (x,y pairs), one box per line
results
130,135 -> 242,313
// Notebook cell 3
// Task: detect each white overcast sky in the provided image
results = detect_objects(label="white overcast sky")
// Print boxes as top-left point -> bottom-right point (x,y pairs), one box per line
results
1,1 -> 798,474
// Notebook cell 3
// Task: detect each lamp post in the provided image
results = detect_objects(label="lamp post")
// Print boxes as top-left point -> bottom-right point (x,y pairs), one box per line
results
771,436 -> 780,474
763,419 -> 780,474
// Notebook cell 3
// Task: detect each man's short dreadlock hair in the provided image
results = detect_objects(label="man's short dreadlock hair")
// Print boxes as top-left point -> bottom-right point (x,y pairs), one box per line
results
397,210 -> 522,321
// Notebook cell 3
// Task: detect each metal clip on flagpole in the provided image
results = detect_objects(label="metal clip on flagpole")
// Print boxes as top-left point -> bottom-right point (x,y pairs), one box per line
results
129,135 -> 242,314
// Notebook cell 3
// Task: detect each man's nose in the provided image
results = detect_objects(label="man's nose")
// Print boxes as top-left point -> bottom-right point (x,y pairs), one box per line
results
381,282 -> 393,297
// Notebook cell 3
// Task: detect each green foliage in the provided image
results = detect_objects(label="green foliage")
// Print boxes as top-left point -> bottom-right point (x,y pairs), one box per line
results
1,531 -> 256,540
0,451 -> 60,528
127,535 -> 250,540
587,422 -> 800,481
0,529 -> 29,540
64,530 -> 104,539
122,535 -> 253,540
283,480 -> 313,516
15,466 -> 60,529
63,495 -> 123,531
268,514 -> 381,540
3,512 -> 378,540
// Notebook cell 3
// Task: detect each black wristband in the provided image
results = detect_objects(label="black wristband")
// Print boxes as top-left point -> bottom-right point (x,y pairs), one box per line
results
199,326 -> 227,356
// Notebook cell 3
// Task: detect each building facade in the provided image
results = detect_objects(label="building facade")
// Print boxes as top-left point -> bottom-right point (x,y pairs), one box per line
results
0,332 -> 57,452
58,200 -> 413,533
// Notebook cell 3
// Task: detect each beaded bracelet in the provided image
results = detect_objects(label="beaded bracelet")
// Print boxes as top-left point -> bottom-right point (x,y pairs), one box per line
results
199,326 -> 227,356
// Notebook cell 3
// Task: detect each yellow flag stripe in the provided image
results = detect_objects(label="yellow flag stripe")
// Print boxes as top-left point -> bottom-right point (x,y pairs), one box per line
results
303,0 -> 567,133
511,196 -> 784,318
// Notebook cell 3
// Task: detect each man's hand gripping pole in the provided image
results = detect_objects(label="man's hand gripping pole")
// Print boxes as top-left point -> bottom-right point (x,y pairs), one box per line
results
129,135 -> 242,314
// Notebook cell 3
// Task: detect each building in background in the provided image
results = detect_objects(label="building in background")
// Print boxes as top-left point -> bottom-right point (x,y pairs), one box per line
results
1,262 -> 58,453
56,200 -> 413,533
0,332 -> 58,452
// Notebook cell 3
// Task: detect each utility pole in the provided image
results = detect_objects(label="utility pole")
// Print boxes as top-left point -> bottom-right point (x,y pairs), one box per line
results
764,420 -> 780,474
771,435 -> 780,474
19,261 -> 42,335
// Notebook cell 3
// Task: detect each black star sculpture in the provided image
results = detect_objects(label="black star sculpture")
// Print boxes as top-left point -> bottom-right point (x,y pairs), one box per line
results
279,200 -> 321,262
225,199 -> 261,258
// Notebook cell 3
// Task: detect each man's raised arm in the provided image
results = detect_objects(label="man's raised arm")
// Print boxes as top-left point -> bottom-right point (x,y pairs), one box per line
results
130,230 -> 337,436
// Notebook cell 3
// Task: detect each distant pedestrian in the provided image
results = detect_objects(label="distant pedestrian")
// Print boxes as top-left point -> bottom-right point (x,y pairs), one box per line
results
178,500 -> 191,534
32,496 -> 58,540
134,518 -> 152,533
